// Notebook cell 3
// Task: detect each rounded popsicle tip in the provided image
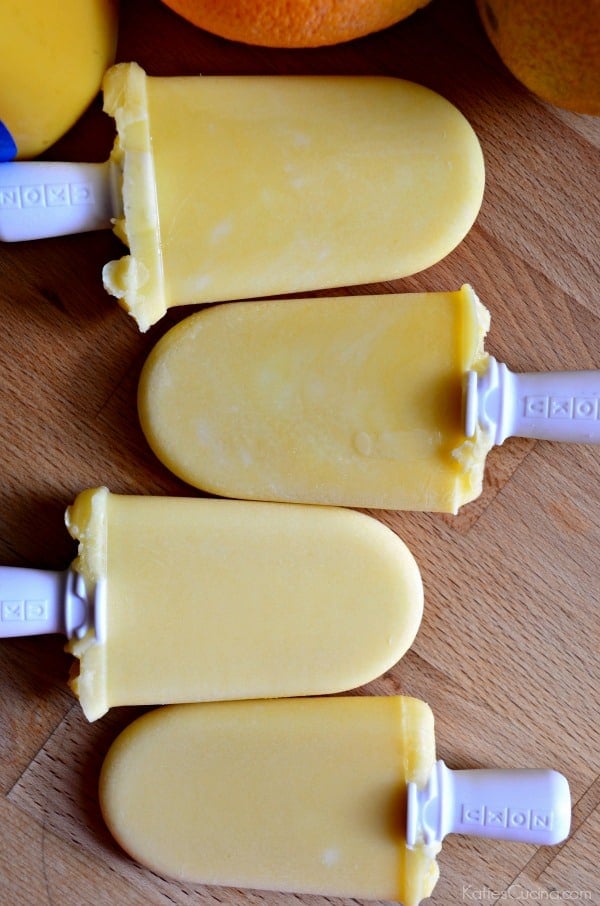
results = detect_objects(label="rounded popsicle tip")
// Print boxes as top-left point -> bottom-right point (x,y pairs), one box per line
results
0,0 -> 118,160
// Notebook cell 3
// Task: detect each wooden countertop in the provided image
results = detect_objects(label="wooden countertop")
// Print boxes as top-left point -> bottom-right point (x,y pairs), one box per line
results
1,1 -> 598,903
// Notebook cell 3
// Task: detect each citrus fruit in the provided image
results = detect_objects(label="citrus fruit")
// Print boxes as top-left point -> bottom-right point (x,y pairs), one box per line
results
161,0 -> 431,48
477,0 -> 600,115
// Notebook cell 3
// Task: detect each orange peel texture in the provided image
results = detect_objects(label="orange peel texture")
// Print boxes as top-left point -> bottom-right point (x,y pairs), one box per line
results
161,0 -> 431,48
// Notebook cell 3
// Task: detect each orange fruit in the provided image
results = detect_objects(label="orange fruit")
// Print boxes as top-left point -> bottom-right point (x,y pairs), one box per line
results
161,0 -> 431,48
477,0 -> 600,115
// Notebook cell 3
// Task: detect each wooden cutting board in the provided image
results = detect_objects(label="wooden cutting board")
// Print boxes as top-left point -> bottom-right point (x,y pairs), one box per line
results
0,1 -> 598,903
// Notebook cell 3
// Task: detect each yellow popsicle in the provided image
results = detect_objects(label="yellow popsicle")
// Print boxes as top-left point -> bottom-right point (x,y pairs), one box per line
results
65,488 -> 423,721
102,62 -> 484,330
138,285 -> 494,514
99,696 -> 439,904
0,0 -> 118,159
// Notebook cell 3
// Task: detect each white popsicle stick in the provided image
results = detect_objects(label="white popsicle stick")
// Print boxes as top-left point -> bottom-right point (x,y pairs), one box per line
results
0,161 -> 118,241
0,566 -> 105,642
465,356 -> 600,444
407,759 -> 571,849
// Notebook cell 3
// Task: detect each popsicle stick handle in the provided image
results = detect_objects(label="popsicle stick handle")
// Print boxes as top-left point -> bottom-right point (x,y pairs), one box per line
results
465,357 -> 600,445
0,566 -> 103,640
0,160 -> 115,241
407,759 -> 571,848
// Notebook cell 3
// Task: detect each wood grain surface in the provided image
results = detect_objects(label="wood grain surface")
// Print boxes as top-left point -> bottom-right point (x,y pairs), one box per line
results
0,1 -> 598,904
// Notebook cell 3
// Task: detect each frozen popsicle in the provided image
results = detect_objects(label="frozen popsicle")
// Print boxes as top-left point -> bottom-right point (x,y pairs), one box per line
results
0,488 -> 423,721
0,0 -> 118,159
0,61 -> 484,330
99,696 -> 571,904
138,284 -> 600,513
